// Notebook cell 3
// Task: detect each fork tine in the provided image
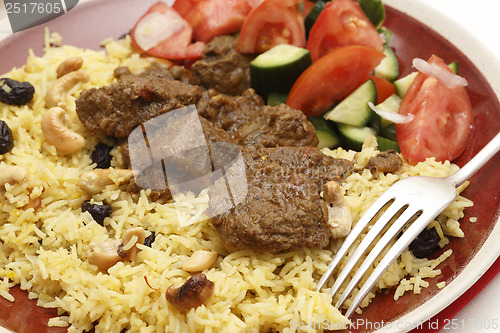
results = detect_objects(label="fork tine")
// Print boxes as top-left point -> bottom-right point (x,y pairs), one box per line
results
336,204 -> 421,309
344,208 -> 447,318
328,198 -> 407,299
316,193 -> 395,292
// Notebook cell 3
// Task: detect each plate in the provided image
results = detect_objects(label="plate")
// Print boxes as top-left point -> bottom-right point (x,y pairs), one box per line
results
0,0 -> 499,332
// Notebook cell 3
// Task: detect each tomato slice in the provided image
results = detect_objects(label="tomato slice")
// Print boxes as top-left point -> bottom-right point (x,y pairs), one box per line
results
173,0 -> 257,43
130,2 -> 205,61
306,0 -> 384,62
286,45 -> 385,116
370,75 -> 396,104
396,56 -> 474,163
236,0 -> 306,54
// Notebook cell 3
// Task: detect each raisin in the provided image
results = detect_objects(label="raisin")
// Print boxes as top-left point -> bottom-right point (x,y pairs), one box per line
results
91,143 -> 113,169
0,120 -> 14,154
0,78 -> 35,106
82,201 -> 113,225
144,231 -> 156,247
409,227 -> 441,258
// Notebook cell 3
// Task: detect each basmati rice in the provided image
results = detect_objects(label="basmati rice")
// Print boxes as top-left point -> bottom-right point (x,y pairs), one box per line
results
0,33 -> 473,332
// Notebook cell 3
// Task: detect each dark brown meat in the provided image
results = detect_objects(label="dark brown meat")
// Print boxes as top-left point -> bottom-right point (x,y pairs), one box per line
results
197,88 -> 264,133
113,66 -> 132,79
189,35 -> 252,96
251,146 -> 353,189
239,104 -> 319,148
211,154 -> 330,253
125,115 -> 235,200
136,36 -> 250,96
76,74 -> 202,138
139,62 -> 191,84
211,146 -> 353,253
74,64 -> 353,254
367,150 -> 403,174
197,89 -> 318,148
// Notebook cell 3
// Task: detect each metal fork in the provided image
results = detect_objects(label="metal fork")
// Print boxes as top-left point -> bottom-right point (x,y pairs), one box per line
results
317,131 -> 500,318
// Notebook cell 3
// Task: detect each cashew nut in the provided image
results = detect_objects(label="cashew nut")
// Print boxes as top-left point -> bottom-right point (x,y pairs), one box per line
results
87,227 -> 145,271
56,56 -> 84,78
0,165 -> 28,187
45,70 -> 89,108
182,250 -> 218,272
87,238 -> 122,271
120,227 -> 146,262
323,180 -> 344,205
166,273 -> 215,311
41,107 -> 85,154
323,181 -> 352,239
79,168 -> 136,194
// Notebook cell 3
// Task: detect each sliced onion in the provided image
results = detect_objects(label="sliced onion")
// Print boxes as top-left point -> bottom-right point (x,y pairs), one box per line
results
368,102 -> 414,124
412,58 -> 468,88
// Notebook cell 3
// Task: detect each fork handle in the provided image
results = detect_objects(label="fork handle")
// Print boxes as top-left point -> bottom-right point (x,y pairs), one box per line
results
448,131 -> 500,187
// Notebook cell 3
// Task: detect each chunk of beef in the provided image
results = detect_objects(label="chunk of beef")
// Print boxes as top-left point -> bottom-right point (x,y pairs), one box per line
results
139,62 -> 191,84
367,150 -> 403,174
127,36 -> 251,96
189,35 -> 252,96
136,36 -> 251,96
197,89 -> 318,148
124,115 -> 235,201
113,66 -> 132,79
76,74 -> 202,138
211,146 -> 353,253
212,153 -> 330,253
239,104 -> 319,147
197,88 -> 264,133
252,146 -> 353,190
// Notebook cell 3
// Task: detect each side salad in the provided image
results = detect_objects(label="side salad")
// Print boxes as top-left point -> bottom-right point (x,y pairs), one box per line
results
129,0 -> 473,163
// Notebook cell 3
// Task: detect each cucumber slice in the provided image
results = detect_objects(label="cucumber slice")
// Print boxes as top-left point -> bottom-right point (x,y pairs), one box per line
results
267,92 -> 288,106
375,94 -> 402,128
323,79 -> 376,127
308,115 -> 332,131
308,116 -> 341,149
394,72 -> 418,98
337,124 -> 377,151
374,47 -> 399,82
376,136 -> 400,152
250,44 -> 312,94
448,61 -> 459,74
370,94 -> 401,141
316,128 -> 341,149
358,0 -> 385,28
378,26 -> 393,46
381,123 -> 397,141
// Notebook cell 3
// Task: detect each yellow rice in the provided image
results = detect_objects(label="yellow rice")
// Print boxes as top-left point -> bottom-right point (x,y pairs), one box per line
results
0,33 -> 473,332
